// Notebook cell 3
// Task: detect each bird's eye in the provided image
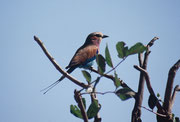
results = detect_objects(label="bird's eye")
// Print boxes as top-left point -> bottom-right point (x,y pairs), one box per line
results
95,34 -> 102,37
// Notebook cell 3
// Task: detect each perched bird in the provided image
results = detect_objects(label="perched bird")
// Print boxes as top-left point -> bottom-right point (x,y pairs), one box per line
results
42,32 -> 108,94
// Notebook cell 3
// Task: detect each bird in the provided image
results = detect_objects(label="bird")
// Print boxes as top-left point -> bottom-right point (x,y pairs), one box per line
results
42,32 -> 108,94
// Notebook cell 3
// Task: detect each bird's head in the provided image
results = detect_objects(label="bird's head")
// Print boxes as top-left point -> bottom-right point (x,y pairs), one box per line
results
84,32 -> 108,46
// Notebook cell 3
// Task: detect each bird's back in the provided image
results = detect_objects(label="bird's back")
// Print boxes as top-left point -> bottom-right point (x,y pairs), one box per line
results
66,44 -> 99,69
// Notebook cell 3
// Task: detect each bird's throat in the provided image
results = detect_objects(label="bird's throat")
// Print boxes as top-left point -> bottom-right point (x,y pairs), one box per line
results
92,39 -> 101,47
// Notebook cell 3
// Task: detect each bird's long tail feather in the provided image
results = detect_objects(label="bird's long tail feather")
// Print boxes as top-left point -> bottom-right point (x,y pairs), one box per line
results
40,67 -> 76,94
40,76 -> 65,94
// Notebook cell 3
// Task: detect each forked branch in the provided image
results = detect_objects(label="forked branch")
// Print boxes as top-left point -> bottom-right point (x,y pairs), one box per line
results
134,65 -> 163,111
163,59 -> 180,113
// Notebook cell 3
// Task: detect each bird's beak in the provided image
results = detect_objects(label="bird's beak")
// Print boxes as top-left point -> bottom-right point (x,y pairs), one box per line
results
102,35 -> 109,38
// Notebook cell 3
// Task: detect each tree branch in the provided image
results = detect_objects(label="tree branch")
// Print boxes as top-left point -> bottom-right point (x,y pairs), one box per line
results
163,59 -> 180,113
171,85 -> 180,108
147,37 -> 159,47
132,50 -> 148,122
132,52 -> 147,122
90,67 -> 132,90
81,91 -> 115,96
34,36 -> 89,89
140,105 -> 166,117
131,37 -> 159,122
138,53 -> 143,67
134,65 -> 163,111
74,90 -> 89,122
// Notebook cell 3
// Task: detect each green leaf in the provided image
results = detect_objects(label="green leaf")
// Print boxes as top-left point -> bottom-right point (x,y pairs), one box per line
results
96,54 -> 106,74
124,46 -> 129,57
116,87 -> 135,101
175,117 -> 180,122
105,44 -> 113,68
126,42 -> 147,56
87,100 -> 100,119
82,70 -> 91,83
116,41 -> 126,58
157,93 -> 160,98
82,98 -> 86,110
70,105 -> 83,119
114,72 -> 121,88
148,94 -> 157,110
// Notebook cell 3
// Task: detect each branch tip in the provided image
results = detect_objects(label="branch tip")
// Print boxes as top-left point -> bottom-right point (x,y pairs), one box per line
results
175,85 -> 180,91
34,35 -> 39,41
147,36 -> 159,47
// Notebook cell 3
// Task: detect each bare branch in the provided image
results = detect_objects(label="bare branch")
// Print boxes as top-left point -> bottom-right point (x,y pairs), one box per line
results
131,37 -> 159,122
134,65 -> 163,111
138,53 -> 143,67
171,85 -> 180,109
140,105 -> 167,118
175,85 -> 180,91
34,36 -> 89,89
147,36 -> 159,47
90,67 -> 134,94
81,91 -> 115,96
132,49 -> 148,122
105,57 -> 126,75
163,59 -> 180,113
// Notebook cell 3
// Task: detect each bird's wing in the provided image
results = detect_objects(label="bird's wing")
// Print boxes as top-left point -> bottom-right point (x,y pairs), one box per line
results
66,45 -> 98,69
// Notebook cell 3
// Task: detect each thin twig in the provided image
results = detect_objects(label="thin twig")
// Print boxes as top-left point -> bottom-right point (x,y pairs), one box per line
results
90,67 -> 131,89
140,105 -> 167,117
90,58 -> 126,84
90,67 -> 114,80
81,91 -> 115,96
34,36 -> 89,89
105,57 -> 126,75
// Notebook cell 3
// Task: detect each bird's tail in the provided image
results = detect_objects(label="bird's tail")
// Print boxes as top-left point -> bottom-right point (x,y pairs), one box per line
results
40,76 -> 65,94
41,67 -> 76,94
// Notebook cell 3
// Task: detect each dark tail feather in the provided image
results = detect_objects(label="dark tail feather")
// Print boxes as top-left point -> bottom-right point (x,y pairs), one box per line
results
41,67 -> 76,94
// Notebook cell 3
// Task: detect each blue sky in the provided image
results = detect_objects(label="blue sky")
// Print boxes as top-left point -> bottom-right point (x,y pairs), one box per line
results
0,0 -> 180,122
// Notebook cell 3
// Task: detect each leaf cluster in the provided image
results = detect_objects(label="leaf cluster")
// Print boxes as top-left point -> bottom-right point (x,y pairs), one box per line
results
70,99 -> 100,120
70,41 -> 148,120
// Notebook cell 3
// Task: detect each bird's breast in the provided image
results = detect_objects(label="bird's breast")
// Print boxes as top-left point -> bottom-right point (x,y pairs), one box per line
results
79,49 -> 98,69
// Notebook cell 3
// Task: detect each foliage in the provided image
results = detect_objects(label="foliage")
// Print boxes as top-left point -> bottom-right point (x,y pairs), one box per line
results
82,70 -> 91,83
72,41 -> 148,120
96,54 -> 106,74
148,94 -> 158,110
70,99 -> 100,120
87,100 -> 100,119
70,105 -> 83,119
116,41 -> 147,59
105,44 -> 113,68
116,87 -> 136,101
